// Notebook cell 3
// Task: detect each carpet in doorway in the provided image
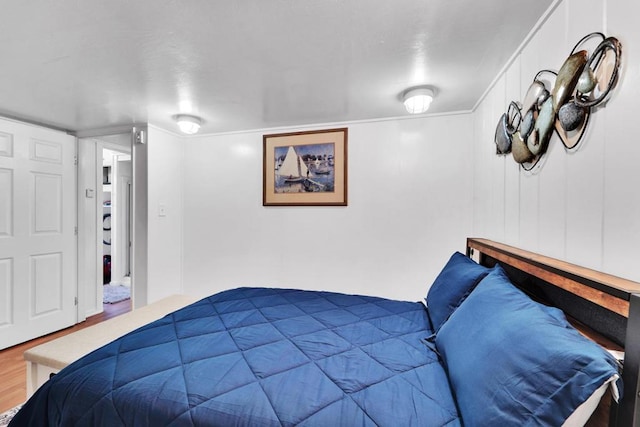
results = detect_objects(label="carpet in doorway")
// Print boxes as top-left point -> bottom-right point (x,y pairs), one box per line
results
103,285 -> 130,304
0,404 -> 22,427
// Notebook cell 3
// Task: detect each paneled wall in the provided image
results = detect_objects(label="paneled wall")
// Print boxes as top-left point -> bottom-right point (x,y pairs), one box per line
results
472,0 -> 640,282
180,115 -> 474,302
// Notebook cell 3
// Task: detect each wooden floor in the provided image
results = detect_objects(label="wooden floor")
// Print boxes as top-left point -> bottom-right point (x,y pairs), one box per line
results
0,299 -> 131,413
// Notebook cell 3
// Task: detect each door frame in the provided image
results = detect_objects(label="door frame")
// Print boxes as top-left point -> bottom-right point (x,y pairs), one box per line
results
106,151 -> 132,287
76,125 -> 148,318
76,128 -> 139,319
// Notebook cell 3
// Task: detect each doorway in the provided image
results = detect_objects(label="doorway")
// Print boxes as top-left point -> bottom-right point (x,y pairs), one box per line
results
102,148 -> 132,307
77,132 -> 134,319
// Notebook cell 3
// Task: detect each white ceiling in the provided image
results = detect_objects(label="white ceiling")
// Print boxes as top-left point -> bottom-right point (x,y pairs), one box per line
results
1,0 -> 555,135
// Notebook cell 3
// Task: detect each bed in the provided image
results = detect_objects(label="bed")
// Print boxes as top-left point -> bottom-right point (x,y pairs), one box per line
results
10,238 -> 640,426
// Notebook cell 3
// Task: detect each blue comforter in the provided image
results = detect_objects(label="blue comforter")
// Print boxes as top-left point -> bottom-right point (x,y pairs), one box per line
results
11,288 -> 461,426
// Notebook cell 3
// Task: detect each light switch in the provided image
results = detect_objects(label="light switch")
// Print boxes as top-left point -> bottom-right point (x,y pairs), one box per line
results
86,189 -> 95,198
158,203 -> 167,217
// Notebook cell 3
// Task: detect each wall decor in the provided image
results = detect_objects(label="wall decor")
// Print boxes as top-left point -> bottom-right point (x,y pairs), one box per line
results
263,128 -> 348,206
494,32 -> 622,170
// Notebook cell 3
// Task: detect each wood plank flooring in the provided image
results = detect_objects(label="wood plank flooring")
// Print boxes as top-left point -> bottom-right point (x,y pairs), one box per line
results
0,299 -> 131,413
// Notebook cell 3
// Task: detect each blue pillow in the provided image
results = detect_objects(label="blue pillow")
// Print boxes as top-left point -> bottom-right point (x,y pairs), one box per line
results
425,252 -> 490,331
435,265 -> 621,426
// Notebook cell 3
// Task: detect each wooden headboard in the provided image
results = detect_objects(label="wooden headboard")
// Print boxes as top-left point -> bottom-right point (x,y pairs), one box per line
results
466,238 -> 640,427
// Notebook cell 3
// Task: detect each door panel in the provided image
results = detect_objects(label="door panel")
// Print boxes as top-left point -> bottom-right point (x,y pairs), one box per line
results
0,168 -> 11,236
0,258 -> 11,326
0,132 -> 12,156
31,252 -> 63,316
33,172 -> 63,233
0,119 -> 77,350
31,138 -> 63,163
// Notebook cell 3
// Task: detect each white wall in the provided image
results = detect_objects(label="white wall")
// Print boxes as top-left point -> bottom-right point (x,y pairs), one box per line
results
472,0 -> 640,282
146,126 -> 184,303
179,115 -> 474,302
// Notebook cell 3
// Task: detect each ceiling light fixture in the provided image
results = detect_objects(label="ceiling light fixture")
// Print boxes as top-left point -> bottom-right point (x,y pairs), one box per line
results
175,114 -> 202,135
402,87 -> 436,114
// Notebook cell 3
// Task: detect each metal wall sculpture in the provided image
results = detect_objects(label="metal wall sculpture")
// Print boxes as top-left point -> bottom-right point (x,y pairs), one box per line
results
494,33 -> 622,170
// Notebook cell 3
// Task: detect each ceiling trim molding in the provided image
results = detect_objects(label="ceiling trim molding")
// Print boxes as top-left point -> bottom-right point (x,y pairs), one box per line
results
0,112 -> 73,134
169,109 -> 474,139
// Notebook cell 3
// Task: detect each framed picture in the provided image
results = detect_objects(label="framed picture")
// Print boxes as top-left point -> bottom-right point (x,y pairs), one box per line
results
263,128 -> 348,206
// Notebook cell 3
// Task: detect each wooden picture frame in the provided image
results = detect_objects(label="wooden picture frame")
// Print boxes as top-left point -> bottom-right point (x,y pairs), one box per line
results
263,128 -> 348,206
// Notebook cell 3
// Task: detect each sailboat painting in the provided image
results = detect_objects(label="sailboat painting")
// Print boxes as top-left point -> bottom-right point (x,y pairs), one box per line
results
276,146 -> 309,184
263,127 -> 347,206
274,143 -> 335,193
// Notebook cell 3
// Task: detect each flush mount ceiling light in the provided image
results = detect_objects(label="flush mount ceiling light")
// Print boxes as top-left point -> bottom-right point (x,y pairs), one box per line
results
402,87 -> 436,114
175,114 -> 202,135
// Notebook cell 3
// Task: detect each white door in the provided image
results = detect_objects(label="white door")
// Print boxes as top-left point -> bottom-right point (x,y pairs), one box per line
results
0,119 -> 77,350
113,159 -> 132,282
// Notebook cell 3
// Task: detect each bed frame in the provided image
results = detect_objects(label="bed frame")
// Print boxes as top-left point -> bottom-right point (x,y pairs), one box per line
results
466,238 -> 640,427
